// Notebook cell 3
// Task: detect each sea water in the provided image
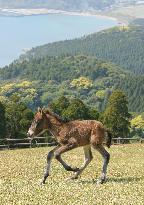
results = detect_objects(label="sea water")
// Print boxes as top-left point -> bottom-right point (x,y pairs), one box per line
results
0,14 -> 118,67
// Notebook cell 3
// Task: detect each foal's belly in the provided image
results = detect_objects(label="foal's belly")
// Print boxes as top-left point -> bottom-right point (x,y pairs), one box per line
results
58,127 -> 91,146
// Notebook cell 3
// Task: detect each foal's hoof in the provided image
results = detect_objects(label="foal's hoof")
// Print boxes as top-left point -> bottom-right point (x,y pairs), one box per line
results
39,179 -> 46,186
73,167 -> 80,172
66,166 -> 79,172
70,175 -> 79,180
97,178 -> 106,185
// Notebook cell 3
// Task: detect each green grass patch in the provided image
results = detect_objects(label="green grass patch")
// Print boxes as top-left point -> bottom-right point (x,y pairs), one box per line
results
0,144 -> 144,205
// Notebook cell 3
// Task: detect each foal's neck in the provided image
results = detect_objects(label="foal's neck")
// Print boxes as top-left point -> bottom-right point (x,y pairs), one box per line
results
46,114 -> 64,136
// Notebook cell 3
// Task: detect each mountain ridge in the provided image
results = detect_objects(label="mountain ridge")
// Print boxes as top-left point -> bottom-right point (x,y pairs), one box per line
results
0,0 -> 139,11
20,25 -> 144,75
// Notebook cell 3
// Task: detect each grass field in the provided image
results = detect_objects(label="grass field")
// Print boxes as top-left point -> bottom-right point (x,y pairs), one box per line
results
0,144 -> 144,205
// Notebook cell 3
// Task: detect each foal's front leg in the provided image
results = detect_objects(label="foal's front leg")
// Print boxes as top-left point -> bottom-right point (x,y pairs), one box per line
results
41,146 -> 59,184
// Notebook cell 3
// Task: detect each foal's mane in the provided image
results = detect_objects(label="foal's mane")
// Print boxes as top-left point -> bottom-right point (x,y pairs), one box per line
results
44,109 -> 69,123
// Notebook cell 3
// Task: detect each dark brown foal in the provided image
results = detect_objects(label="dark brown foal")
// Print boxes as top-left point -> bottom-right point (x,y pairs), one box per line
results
27,108 -> 112,184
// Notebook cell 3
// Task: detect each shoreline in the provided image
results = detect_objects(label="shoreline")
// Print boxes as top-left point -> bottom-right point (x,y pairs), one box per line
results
0,8 -> 118,22
0,8 -> 122,68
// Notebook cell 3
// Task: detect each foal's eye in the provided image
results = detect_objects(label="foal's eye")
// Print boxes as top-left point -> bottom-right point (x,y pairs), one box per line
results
35,119 -> 43,127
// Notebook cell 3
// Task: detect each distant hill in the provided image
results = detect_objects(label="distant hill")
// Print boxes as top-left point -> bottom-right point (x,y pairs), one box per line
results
21,25 -> 144,75
0,0 -> 138,10
0,0 -> 115,10
131,18 -> 144,26
1,55 -> 144,112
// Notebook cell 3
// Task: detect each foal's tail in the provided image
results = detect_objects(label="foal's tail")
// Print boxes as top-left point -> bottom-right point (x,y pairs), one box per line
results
105,129 -> 112,148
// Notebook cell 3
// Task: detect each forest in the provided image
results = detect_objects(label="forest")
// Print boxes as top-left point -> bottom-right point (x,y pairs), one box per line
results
1,55 -> 144,112
0,24 -> 144,139
0,90 -> 144,140
21,25 -> 144,75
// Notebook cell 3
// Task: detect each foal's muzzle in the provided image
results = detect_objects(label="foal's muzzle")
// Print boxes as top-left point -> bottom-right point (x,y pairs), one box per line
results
27,130 -> 34,138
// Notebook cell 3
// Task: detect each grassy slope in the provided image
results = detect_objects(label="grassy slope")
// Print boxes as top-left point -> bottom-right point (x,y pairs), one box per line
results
0,144 -> 144,205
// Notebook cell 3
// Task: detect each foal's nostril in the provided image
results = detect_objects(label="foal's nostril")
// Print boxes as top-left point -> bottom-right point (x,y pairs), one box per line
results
27,132 -> 31,138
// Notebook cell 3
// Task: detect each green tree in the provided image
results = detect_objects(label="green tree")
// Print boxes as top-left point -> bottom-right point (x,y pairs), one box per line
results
0,101 -> 6,139
131,115 -> 144,129
62,98 -> 88,120
70,76 -> 93,89
5,94 -> 34,138
49,96 -> 70,116
130,115 -> 144,138
87,107 -> 99,120
50,96 -> 99,121
102,90 -> 131,138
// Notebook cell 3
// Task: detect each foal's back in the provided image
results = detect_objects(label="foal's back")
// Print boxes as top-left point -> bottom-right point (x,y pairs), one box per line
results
60,120 -> 105,147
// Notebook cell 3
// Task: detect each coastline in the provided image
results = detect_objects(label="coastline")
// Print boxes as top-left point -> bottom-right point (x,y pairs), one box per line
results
0,8 -> 118,22
0,8 -> 120,68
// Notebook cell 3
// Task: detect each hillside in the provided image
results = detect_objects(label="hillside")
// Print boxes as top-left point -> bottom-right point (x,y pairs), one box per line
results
0,0 -> 116,10
21,25 -> 144,75
1,55 -> 144,112
0,0 -> 139,10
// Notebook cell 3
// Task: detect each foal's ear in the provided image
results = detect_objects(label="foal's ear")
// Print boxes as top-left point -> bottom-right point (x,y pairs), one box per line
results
41,107 -> 47,117
41,109 -> 46,118
38,107 -> 42,112
42,106 -> 46,112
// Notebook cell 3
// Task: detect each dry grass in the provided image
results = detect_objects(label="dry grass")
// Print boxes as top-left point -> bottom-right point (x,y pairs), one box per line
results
0,144 -> 144,205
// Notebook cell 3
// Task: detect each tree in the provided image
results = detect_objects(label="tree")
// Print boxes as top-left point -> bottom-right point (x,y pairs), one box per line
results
102,90 -> 131,138
50,96 -> 99,121
62,98 -> 89,120
130,115 -> 144,138
0,101 -> 6,139
70,76 -> 93,89
49,96 -> 70,116
87,107 -> 99,120
131,115 -> 144,129
5,94 -> 34,138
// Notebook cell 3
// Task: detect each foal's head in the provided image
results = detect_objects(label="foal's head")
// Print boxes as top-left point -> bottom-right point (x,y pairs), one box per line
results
27,107 -> 48,138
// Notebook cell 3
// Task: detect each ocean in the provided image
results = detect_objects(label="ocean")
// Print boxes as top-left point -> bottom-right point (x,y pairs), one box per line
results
0,13 -> 118,67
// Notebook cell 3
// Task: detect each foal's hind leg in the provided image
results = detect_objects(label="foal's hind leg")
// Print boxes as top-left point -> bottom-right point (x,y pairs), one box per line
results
92,144 -> 110,184
41,146 -> 59,184
71,145 -> 93,179
54,144 -> 79,172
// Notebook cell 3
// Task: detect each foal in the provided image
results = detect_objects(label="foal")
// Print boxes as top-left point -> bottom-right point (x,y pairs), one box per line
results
27,108 -> 112,184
